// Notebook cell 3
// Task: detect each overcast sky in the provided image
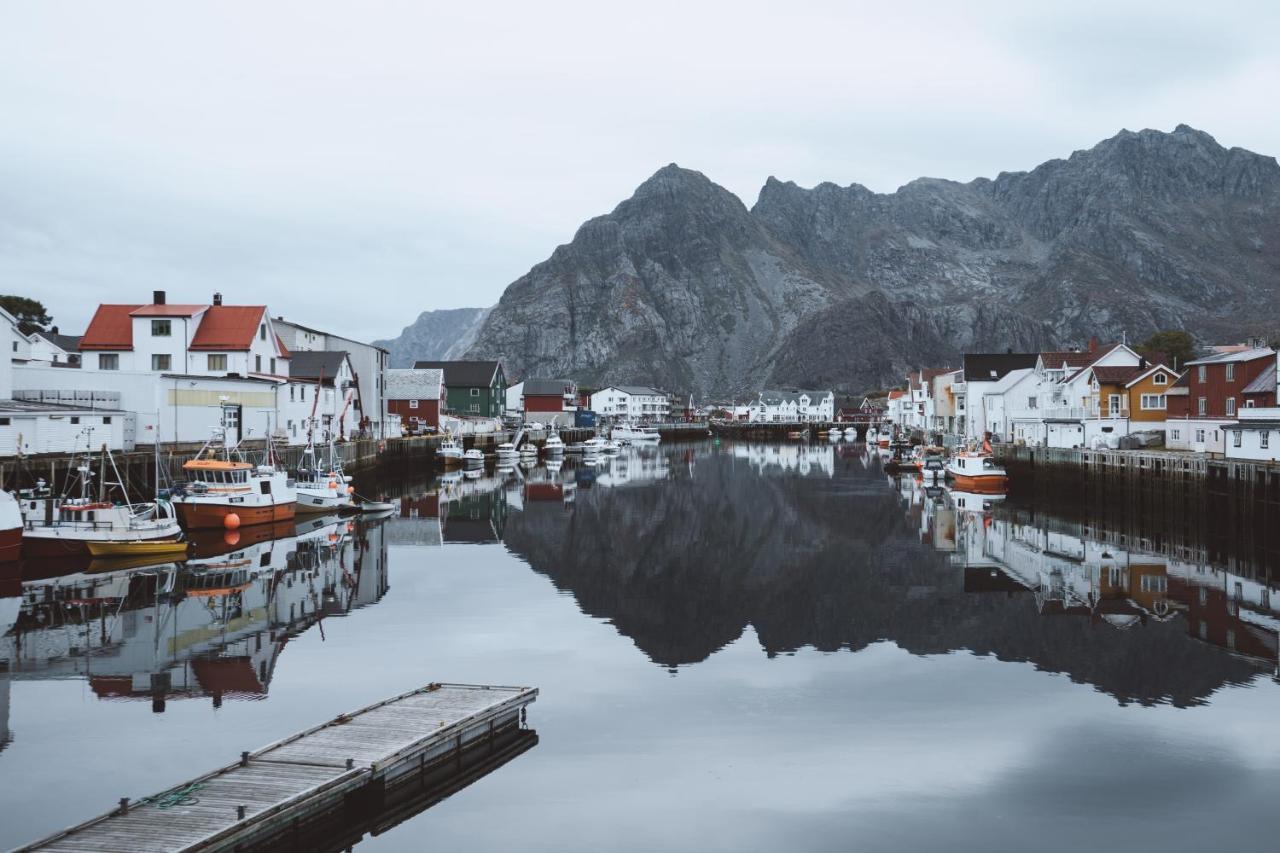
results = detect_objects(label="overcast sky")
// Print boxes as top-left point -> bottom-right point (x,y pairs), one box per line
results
2,1 -> 1278,342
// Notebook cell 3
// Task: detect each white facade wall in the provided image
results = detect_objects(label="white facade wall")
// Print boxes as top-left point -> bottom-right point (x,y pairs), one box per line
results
591,388 -> 669,420
0,410 -> 127,455
274,318 -> 388,437
1224,408 -> 1280,462
505,382 -> 524,415
0,317 -> 18,401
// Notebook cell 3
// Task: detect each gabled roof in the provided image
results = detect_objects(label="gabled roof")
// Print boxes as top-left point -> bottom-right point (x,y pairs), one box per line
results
1039,349 -> 1105,371
1091,365 -> 1144,385
385,368 -> 444,400
129,304 -> 207,317
189,306 -> 268,351
963,353 -> 1038,382
80,304 -> 143,350
1124,363 -> 1178,389
1243,363 -> 1277,396
289,350 -> 350,384
1185,347 -> 1274,366
413,360 -> 502,387
33,330 -> 82,352
523,378 -> 576,396
615,385 -> 667,396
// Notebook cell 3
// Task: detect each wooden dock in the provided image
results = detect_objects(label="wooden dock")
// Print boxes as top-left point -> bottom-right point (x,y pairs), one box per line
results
16,683 -> 537,853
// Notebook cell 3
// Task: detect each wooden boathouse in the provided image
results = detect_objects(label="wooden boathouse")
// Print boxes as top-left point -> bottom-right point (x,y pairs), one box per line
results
15,683 -> 537,852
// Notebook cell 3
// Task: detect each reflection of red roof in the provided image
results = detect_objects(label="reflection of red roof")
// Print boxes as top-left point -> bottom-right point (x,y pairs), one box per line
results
129,305 -> 207,317
192,657 -> 267,696
525,483 -> 564,501
190,306 -> 267,351
90,676 -> 135,698
80,304 -> 142,350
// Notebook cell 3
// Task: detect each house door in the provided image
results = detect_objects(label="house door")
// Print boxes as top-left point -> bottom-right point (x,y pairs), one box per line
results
221,404 -> 242,447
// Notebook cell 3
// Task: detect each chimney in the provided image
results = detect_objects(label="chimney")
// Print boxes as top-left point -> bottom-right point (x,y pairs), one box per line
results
153,290 -> 166,305
213,292 -> 223,306
1089,336 -> 1099,353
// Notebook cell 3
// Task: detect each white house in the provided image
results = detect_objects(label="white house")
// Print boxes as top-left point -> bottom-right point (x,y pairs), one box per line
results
590,386 -> 669,421
273,316 -> 390,439
959,353 -> 1039,443
22,330 -> 81,367
280,351 -> 361,444
748,391 -> 799,422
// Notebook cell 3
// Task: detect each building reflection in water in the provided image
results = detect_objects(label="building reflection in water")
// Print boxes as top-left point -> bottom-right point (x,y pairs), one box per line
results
0,514 -> 389,716
901,474 -> 1280,673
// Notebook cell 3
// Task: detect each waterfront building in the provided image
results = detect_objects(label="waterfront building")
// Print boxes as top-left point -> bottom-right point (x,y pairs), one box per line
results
22,329 -> 81,367
281,351 -> 362,443
745,389 -> 833,423
273,316 -> 391,440
958,352 -> 1038,442
1166,347 -> 1274,455
413,360 -> 507,419
929,369 -> 963,437
385,368 -> 445,434
511,379 -> 578,426
591,386 -> 671,421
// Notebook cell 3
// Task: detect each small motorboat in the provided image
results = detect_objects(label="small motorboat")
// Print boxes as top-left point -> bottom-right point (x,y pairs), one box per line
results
602,439 -> 622,454
86,539 -> 188,559
519,443 -> 539,458
612,423 -> 661,444
544,431 -> 565,455
844,427 -> 860,440
495,442 -> 520,461
566,437 -> 608,454
827,430 -> 841,442
463,448 -> 485,465
359,501 -> 397,513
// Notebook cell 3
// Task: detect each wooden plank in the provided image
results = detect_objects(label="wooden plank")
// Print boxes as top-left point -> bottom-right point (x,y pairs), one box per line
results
17,683 -> 537,853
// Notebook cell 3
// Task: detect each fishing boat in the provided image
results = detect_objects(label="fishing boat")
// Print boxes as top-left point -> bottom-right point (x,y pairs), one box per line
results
843,426 -> 860,440
436,435 -> 465,468
876,427 -> 892,449
358,500 -> 397,513
86,539 -> 188,559
612,423 -> 661,444
827,429 -> 841,442
567,437 -> 610,455
171,431 -> 296,530
0,490 -> 23,562
20,447 -> 184,556
463,448 -> 484,465
945,452 -> 1008,493
294,436 -> 355,515
495,442 -> 520,462
543,431 -> 565,455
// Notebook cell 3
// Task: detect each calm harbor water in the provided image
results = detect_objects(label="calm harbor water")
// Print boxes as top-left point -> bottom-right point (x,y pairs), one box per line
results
2,441 -> 1279,851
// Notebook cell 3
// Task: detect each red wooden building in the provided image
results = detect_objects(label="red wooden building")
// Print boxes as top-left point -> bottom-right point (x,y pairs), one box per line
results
385,367 -> 445,434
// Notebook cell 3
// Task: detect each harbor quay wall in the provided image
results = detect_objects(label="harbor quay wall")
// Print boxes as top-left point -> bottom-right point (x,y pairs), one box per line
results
995,445 -> 1280,575
709,421 -> 880,440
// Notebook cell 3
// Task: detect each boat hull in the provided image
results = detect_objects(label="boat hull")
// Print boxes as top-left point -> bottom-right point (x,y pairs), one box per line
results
22,525 -> 183,556
0,526 -> 21,563
86,540 -> 188,558
175,501 -> 296,530
946,473 -> 1008,494
296,491 -> 354,514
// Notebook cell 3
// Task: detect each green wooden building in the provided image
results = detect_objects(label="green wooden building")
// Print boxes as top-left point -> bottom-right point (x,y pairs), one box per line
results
413,360 -> 507,419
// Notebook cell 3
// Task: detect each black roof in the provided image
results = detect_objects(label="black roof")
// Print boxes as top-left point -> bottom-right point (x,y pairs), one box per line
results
963,353 -> 1038,382
414,360 -> 503,387
290,350 -> 350,384
523,378 -> 574,396
35,330 -> 82,352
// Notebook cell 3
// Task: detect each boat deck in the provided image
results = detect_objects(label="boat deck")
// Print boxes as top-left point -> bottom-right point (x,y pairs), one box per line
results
17,683 -> 537,853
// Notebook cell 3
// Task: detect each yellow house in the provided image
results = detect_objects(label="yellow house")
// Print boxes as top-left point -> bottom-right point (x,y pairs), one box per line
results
1089,363 -> 1179,422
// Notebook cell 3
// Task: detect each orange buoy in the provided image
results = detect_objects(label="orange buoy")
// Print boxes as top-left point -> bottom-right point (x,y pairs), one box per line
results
328,532 -> 338,543
224,512 -> 241,530
346,485 -> 355,494
224,529 -> 241,547
328,480 -> 337,489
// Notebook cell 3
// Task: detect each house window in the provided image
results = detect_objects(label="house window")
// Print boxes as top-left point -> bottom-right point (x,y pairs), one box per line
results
289,385 -> 295,402
1197,366 -> 1206,382
0,417 -> 9,426
103,416 -> 112,424
99,353 -> 119,370
301,386 -> 306,401
255,354 -> 262,372
1226,363 -> 1235,382
270,358 -> 276,374
1233,430 -> 1242,448
207,353 -> 227,371
260,324 -> 267,341
152,354 -> 171,371
1109,394 -> 1122,414
1247,399 -> 1256,408
1140,394 -> 1166,410
151,320 -> 171,336
470,388 -> 480,396
70,416 -> 80,424
1195,429 -> 1205,442
1027,397 -> 1037,409
1171,429 -> 1180,440
1226,398 -> 1236,416
409,399 -> 419,409
1153,372 -> 1166,385
1198,397 -> 1207,416
469,403 -> 480,413
1263,432 -> 1271,449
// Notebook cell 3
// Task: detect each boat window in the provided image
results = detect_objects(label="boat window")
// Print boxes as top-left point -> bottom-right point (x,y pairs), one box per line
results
261,480 -> 272,495
983,458 -> 997,469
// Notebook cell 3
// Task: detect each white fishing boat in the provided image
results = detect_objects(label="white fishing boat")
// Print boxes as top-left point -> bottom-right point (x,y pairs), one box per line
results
21,448 -> 183,554
844,426 -> 860,439
294,439 -> 355,515
543,431 -> 565,455
876,427 -> 892,448
436,436 -> 465,467
566,437 -> 608,454
612,423 -> 662,444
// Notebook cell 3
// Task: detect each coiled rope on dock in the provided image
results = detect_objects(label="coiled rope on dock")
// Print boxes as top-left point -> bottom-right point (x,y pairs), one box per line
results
140,781 -> 204,809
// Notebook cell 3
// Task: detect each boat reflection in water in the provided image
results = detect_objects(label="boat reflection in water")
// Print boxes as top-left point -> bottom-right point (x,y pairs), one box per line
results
0,514 -> 389,712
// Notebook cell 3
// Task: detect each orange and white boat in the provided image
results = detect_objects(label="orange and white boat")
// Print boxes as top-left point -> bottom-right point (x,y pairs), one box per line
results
944,451 -> 1008,494
173,458 -> 297,529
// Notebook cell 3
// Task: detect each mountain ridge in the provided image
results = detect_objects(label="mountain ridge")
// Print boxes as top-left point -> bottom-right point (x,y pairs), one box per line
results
457,125 -> 1280,395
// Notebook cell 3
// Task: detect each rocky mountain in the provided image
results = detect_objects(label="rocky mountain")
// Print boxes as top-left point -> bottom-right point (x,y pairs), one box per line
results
373,306 -> 488,368
462,125 -> 1280,395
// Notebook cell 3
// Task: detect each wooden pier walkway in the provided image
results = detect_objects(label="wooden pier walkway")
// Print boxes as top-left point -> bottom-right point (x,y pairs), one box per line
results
16,683 -> 537,853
